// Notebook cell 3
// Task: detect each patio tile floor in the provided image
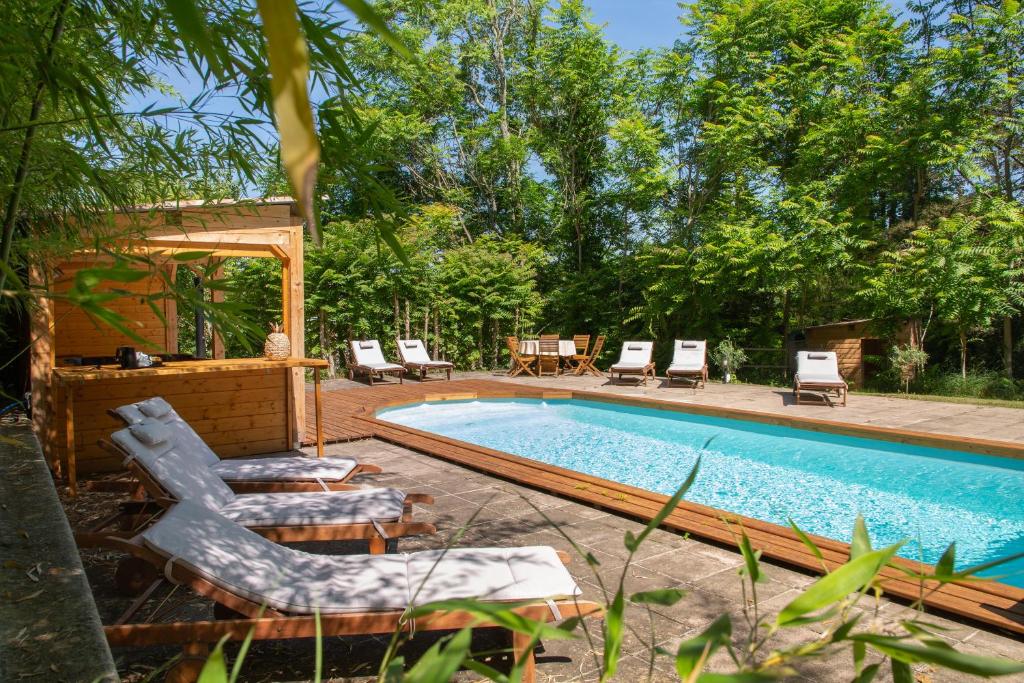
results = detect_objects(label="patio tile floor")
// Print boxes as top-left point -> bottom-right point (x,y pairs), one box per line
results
83,374 -> 1024,681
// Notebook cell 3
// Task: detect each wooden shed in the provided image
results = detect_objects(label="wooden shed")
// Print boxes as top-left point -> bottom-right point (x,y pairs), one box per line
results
801,319 -> 917,388
29,199 -> 314,492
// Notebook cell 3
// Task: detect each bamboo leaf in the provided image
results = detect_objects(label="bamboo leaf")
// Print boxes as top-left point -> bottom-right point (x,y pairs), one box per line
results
675,614 -> 731,678
776,543 -> 903,626
255,0 -> 321,245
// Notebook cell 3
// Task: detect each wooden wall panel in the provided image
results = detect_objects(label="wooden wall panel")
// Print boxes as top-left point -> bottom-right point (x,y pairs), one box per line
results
52,267 -> 170,357
53,369 -> 289,474
805,322 -> 868,386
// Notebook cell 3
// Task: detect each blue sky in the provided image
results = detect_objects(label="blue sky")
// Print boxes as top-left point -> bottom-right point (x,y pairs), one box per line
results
585,0 -> 910,51
585,0 -> 687,50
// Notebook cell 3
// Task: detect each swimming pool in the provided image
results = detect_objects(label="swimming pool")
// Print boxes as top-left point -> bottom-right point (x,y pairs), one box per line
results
378,398 -> 1024,586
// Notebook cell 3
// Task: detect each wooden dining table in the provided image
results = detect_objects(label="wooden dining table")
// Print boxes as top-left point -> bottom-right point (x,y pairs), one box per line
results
518,339 -> 577,356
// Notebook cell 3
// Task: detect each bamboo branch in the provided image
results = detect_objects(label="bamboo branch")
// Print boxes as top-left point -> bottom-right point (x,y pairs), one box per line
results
0,0 -> 72,292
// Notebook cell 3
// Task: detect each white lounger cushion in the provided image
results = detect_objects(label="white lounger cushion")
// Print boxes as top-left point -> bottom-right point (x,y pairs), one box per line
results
112,427 -> 235,511
398,340 -> 452,367
667,340 -> 706,373
610,341 -> 653,371
360,361 -> 406,371
795,351 -> 845,385
112,421 -> 406,526
115,398 -> 359,479
218,488 -> 407,526
351,340 -> 404,370
142,501 -> 581,614
208,457 -> 357,482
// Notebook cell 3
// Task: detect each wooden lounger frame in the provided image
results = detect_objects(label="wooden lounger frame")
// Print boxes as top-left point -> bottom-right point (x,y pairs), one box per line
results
794,376 -> 848,406
97,438 -> 436,554
346,342 -> 405,385
349,363 -> 406,386
104,410 -> 382,493
396,339 -> 454,382
403,362 -> 453,382
93,533 -> 602,683
666,364 -> 708,388
609,362 -> 656,385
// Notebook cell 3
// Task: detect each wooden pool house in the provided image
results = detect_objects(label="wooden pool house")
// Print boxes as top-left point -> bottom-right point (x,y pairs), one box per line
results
29,199 -> 325,495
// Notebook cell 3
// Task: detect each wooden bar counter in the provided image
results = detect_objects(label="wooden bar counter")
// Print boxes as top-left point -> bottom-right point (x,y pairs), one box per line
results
51,358 -> 327,495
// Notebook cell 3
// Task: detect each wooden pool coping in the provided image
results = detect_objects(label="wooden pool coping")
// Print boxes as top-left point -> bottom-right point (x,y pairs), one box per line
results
305,380 -> 1024,636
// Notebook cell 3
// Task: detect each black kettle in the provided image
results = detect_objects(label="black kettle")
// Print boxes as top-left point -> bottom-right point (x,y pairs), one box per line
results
115,346 -> 137,369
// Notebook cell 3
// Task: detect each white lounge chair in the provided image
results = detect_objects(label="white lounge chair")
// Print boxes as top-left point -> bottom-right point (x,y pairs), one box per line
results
793,350 -> 848,406
348,339 -> 405,385
104,419 -> 435,552
96,500 -> 600,682
396,338 -> 453,381
665,340 -> 708,388
608,341 -> 656,385
111,396 -> 378,492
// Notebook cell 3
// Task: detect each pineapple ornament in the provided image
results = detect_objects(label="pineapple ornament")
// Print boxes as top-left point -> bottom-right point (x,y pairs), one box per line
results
264,322 -> 291,360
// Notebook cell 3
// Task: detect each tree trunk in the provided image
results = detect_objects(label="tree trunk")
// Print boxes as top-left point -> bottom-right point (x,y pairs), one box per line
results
403,299 -> 411,339
319,309 -> 336,377
194,273 -> 206,359
478,321 -> 485,370
433,310 -> 441,359
1004,316 -> 1013,379
960,329 -> 968,379
493,319 -> 500,368
781,289 -> 792,378
393,292 -> 400,338
423,308 -> 429,345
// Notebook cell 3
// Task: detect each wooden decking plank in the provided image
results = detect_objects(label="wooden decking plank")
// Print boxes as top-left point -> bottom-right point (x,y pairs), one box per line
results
304,379 -> 1024,635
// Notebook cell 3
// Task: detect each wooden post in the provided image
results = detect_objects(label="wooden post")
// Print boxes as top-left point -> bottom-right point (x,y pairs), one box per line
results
512,631 -> 537,682
163,263 -> 178,354
209,260 -> 225,359
64,382 -> 77,496
285,225 -> 306,446
314,366 -> 324,457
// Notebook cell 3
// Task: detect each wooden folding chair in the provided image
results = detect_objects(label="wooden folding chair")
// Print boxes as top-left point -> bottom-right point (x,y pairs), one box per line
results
573,335 -> 605,377
506,336 -> 537,377
89,502 -> 602,683
566,335 -> 590,372
537,334 -> 561,377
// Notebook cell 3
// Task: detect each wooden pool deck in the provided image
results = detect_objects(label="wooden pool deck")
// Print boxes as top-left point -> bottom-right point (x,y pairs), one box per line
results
303,378 -> 1024,636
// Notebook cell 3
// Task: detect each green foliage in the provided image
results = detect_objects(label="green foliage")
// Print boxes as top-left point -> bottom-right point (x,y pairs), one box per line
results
711,339 -> 748,378
290,205 -> 544,371
890,344 -> 929,392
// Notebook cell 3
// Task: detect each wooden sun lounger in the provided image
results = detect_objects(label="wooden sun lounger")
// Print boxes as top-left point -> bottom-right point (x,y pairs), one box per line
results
665,340 -> 708,388
793,350 -> 848,406
90,502 -> 602,683
397,338 -> 453,381
97,429 -> 436,555
108,398 -> 380,494
348,339 -> 406,385
608,341 -> 656,385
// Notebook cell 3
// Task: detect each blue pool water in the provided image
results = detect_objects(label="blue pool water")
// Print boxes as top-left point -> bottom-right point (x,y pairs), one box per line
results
378,398 -> 1024,585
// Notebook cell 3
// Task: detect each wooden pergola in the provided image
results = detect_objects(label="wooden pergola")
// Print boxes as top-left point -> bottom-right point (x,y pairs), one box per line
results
30,199 -> 314,491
